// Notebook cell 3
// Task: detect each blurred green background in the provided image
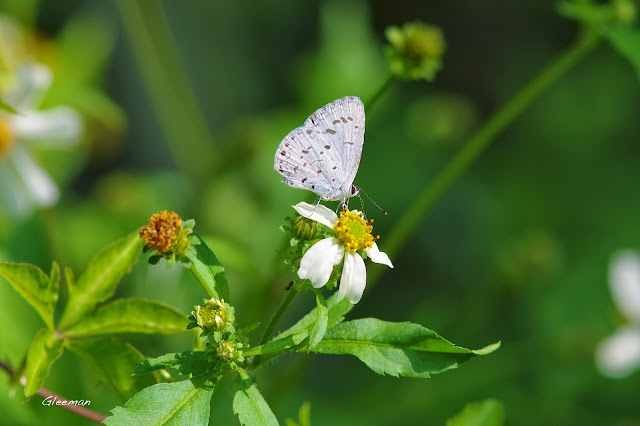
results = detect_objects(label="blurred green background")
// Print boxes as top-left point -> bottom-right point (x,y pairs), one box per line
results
1,0 -> 639,424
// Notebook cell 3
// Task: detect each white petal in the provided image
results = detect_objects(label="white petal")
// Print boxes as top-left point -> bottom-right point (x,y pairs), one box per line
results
11,106 -> 82,146
298,238 -> 344,288
339,251 -> 367,304
0,163 -> 32,217
293,202 -> 338,228
9,147 -> 59,207
595,326 -> 640,378
609,251 -> 640,322
4,63 -> 52,110
365,243 -> 394,268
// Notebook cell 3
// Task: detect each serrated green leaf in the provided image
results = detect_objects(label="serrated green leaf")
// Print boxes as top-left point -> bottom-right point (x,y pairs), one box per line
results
58,232 -> 144,330
0,262 -> 59,330
66,337 -> 157,402
133,351 -> 211,377
104,379 -> 214,426
305,318 -> 500,378
447,399 -> 505,426
273,292 -> 351,341
309,290 -> 328,347
244,329 -> 308,357
24,328 -> 64,398
603,26 -> 640,81
64,298 -> 189,338
232,368 -> 279,426
187,234 -> 231,301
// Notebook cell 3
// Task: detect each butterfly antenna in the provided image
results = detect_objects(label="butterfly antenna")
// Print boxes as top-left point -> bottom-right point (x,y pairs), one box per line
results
358,188 -> 387,215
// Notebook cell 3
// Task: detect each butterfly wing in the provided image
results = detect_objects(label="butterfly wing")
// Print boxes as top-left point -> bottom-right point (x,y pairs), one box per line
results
274,96 -> 365,201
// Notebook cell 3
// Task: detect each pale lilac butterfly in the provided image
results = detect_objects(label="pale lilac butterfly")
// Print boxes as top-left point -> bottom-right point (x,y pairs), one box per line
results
274,96 -> 365,206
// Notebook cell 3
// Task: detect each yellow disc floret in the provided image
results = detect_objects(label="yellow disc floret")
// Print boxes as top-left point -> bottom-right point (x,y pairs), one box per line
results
0,118 -> 14,159
333,209 -> 380,252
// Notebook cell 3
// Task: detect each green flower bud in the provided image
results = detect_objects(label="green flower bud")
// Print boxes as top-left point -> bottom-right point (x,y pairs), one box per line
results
216,340 -> 244,363
292,216 -> 318,240
193,298 -> 233,332
385,22 -> 445,81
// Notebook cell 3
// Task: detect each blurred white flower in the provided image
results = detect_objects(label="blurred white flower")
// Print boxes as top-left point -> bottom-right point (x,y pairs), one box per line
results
595,250 -> 640,378
293,202 -> 393,304
0,63 -> 82,217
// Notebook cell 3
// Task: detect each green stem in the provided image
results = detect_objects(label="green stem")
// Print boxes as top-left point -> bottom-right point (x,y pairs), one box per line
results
366,75 -> 395,110
250,286 -> 299,368
115,0 -> 217,183
384,30 -> 600,259
258,286 -> 299,346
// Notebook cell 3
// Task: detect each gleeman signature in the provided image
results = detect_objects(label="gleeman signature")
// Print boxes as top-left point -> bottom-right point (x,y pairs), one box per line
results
42,396 -> 91,407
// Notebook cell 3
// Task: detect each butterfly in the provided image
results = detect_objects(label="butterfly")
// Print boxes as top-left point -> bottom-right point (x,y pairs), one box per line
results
274,96 -> 365,206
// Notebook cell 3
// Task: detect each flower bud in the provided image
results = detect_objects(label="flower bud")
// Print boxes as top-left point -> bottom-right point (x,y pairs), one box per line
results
385,22 -> 445,81
215,340 -> 244,363
292,215 -> 318,240
193,298 -> 233,332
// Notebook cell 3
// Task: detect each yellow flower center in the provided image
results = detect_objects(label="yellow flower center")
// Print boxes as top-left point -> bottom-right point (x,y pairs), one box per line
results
333,209 -> 379,252
0,118 -> 14,159
139,210 -> 182,252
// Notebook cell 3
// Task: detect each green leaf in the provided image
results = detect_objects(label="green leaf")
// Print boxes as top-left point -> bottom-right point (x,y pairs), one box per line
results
187,234 -> 231,301
0,262 -> 59,330
104,379 -> 214,426
309,289 -> 328,347
447,399 -> 505,426
133,351 -> 211,377
24,328 -> 64,398
603,26 -> 640,81
64,298 -> 189,338
273,292 -> 351,341
58,232 -> 144,330
64,266 -> 76,298
66,337 -> 157,402
305,318 -> 500,378
243,329 -> 309,357
232,368 -> 279,426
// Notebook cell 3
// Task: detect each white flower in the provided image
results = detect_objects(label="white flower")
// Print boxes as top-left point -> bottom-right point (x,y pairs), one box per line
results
595,250 -> 640,378
0,63 -> 82,217
293,202 -> 393,304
